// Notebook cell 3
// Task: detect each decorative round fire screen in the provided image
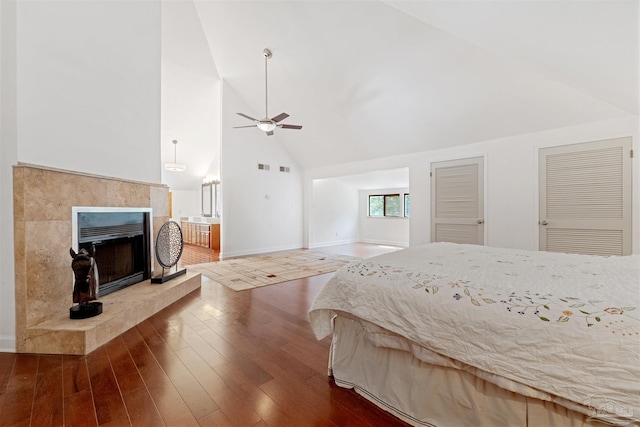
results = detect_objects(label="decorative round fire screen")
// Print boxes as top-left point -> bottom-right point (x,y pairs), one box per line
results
155,221 -> 184,269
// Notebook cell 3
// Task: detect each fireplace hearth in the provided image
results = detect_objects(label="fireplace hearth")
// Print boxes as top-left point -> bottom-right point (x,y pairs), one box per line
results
14,163 -> 203,355
73,207 -> 153,297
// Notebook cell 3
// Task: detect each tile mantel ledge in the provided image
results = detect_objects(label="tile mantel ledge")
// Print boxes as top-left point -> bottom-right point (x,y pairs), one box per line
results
13,162 -> 169,189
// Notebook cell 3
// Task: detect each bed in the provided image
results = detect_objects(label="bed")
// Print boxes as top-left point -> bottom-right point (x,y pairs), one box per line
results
309,243 -> 640,426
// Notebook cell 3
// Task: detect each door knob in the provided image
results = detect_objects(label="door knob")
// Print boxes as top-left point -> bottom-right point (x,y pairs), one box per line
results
540,220 -> 548,226
477,220 -> 484,224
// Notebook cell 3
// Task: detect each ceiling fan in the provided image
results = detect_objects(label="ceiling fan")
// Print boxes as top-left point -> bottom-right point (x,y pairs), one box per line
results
234,48 -> 302,136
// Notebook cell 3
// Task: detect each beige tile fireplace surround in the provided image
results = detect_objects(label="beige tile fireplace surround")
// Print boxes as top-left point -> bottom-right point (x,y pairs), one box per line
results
13,164 -> 201,355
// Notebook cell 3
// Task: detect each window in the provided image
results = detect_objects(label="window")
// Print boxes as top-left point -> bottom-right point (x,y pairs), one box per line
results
369,195 -> 384,216
385,194 -> 401,216
404,193 -> 410,217
369,194 -> 401,217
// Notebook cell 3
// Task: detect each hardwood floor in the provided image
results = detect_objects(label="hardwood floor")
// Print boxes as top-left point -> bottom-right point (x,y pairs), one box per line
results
178,244 -> 219,266
0,243 -> 408,427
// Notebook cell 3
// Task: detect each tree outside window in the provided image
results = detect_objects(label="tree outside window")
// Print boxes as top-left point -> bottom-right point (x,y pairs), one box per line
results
404,193 -> 410,217
384,195 -> 401,217
369,194 -> 401,217
369,195 -> 384,216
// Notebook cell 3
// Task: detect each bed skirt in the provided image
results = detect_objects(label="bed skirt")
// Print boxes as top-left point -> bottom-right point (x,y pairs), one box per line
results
329,315 -> 611,427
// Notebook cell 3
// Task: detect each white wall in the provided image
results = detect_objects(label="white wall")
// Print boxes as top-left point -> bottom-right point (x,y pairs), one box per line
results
170,189 -> 201,221
359,188 -> 410,247
16,0 -> 161,183
0,0 -> 18,352
305,116 -> 640,253
310,178 -> 359,247
219,81 -> 303,257
0,0 -> 162,352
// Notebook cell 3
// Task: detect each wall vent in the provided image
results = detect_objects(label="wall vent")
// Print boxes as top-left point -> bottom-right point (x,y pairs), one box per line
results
279,166 -> 290,173
258,163 -> 270,171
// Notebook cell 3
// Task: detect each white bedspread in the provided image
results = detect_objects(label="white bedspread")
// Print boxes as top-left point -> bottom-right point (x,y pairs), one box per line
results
309,243 -> 640,425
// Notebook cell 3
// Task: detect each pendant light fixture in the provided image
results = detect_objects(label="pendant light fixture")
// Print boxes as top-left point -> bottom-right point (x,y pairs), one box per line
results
165,139 -> 186,172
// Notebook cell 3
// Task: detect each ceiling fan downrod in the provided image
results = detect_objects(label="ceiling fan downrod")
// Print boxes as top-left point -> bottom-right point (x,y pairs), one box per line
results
263,48 -> 272,119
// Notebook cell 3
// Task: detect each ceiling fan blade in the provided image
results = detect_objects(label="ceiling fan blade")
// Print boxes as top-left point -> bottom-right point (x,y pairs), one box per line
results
271,112 -> 289,123
280,124 -> 303,130
237,112 -> 257,121
266,131 -> 274,136
233,125 -> 258,129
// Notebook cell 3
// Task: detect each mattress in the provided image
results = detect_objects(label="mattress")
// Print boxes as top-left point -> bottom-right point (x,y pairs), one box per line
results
309,243 -> 640,425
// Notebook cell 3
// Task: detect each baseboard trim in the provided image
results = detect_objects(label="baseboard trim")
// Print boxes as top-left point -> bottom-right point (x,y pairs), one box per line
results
0,336 -> 16,353
308,238 -> 358,249
358,239 -> 409,247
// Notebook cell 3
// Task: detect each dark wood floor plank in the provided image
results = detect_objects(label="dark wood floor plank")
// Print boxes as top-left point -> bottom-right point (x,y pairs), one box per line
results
62,355 -> 97,427
104,337 -> 145,395
174,346 -> 262,427
244,345 -> 343,426
148,348 -> 218,421
274,324 -> 330,377
306,372 -> 406,427
120,387 -> 166,427
146,381 -> 200,427
120,327 -> 200,427
176,308 -> 209,332
162,320 -> 227,369
172,346 -> 227,399
120,326 -> 173,391
104,337 -> 165,427
196,409 -> 234,427
190,303 -> 217,323
0,353 -> 16,389
63,390 -> 98,427
208,361 -> 267,405
85,347 -> 130,426
0,353 -> 38,427
198,301 -> 225,319
147,313 -> 192,352
196,323 -> 274,386
135,319 -> 167,348
209,362 -> 296,427
31,355 -> 64,427
258,376 -> 338,427
251,334 -> 318,384
136,321 -> 219,421
0,352 -> 16,412
62,355 -> 91,395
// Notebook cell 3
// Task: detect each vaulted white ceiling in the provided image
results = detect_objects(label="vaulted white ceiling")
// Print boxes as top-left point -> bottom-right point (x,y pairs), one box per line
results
162,0 -> 638,189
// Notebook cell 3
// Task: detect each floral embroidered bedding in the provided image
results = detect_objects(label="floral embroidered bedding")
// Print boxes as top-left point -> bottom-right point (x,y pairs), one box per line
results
309,243 -> 640,425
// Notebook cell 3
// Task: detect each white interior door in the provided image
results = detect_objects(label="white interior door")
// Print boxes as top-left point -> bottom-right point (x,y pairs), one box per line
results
431,157 -> 484,245
539,137 -> 632,256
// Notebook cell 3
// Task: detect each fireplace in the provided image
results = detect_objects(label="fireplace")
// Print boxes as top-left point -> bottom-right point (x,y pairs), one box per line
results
72,207 -> 153,297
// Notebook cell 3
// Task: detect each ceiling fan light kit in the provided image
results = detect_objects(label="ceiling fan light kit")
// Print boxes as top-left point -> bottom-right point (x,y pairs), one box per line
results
234,48 -> 303,136
257,120 -> 277,132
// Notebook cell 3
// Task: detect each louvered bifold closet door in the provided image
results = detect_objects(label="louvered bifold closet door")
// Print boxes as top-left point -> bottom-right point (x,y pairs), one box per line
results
431,157 -> 484,245
539,137 -> 632,256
